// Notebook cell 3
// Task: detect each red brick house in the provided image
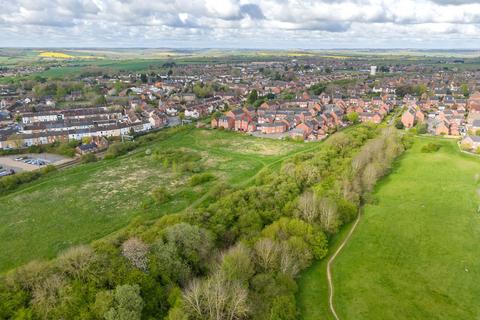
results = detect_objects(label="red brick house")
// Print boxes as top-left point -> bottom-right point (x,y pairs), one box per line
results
360,112 -> 382,124
401,108 -> 416,128
212,116 -> 235,129
260,122 -> 287,134
435,121 -> 449,135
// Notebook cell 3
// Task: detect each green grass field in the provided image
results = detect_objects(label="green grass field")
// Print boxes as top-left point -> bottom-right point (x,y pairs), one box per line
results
0,127 -> 315,273
298,137 -> 480,319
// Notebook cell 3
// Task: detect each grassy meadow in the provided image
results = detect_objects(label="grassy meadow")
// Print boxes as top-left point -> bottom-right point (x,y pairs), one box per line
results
0,127 -> 316,273
299,137 -> 480,319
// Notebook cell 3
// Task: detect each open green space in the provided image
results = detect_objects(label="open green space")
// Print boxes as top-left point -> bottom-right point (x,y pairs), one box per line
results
299,137 -> 480,319
0,127 -> 314,273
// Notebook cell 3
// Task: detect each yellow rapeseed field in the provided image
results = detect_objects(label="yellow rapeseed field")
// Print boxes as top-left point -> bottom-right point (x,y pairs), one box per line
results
38,52 -> 74,59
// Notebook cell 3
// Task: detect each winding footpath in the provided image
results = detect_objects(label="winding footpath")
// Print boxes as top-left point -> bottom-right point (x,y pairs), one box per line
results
327,211 -> 362,320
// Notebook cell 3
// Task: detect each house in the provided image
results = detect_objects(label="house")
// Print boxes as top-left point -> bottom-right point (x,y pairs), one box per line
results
401,108 -> 416,128
295,122 -> 314,137
260,122 -> 287,134
184,108 -> 200,119
468,91 -> 480,113
470,119 -> 480,133
462,135 -> 480,151
149,111 -> 167,128
433,120 -> 449,135
234,114 -> 256,132
212,116 -> 235,129
401,107 -> 424,128
359,112 -> 382,124
76,143 -> 98,155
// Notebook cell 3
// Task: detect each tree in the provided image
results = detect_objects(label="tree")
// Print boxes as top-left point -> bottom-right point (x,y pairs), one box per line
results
269,295 -> 297,320
150,240 -> 191,285
179,112 -> 185,125
140,73 -> 148,83
346,112 -> 359,124
415,84 -> 428,96
114,81 -> 123,94
253,238 -> 279,272
220,243 -> 254,284
395,119 -> 404,129
7,133 -> 24,149
93,291 -> 114,318
213,111 -> 223,120
94,95 -> 107,106
81,136 -> 92,144
105,284 -> 144,320
297,191 -> 318,223
183,272 -> 249,320
309,82 -> 327,95
262,218 -> 328,261
31,274 -> 66,318
55,86 -> 67,102
318,197 -> 340,234
247,90 -> 258,105
164,223 -> 214,272
122,237 -> 149,271
56,245 -> 97,280
193,82 -> 213,98
460,83 -> 469,97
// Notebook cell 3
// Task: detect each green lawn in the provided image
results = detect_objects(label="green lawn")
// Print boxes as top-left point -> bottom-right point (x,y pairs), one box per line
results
299,137 -> 480,319
0,127 -> 315,273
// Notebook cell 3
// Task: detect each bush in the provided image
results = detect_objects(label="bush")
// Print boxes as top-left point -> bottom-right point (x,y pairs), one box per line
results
151,186 -> 171,204
395,119 -> 404,129
105,141 -> 138,159
0,165 -> 57,195
189,173 -> 215,186
80,153 -> 97,163
421,142 -> 441,153
54,142 -> 78,157
416,123 -> 428,134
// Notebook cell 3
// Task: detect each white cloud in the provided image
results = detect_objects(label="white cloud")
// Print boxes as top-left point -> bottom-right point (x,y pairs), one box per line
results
0,0 -> 480,48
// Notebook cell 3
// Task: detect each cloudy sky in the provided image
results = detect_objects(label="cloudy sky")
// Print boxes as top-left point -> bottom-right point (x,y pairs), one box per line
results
1,0 -> 480,49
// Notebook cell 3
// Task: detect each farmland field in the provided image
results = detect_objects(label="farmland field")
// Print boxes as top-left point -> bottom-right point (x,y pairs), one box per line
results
298,137 -> 480,319
0,127 -> 316,273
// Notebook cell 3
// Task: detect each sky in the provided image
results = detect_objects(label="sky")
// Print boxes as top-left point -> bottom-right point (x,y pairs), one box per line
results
1,0 -> 480,49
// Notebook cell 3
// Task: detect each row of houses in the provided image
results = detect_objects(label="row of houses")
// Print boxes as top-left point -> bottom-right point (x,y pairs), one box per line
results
0,120 -> 153,150
401,91 -> 480,136
212,96 -> 396,140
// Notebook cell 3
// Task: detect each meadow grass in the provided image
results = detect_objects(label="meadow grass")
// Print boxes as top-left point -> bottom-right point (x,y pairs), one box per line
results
298,137 -> 480,319
0,127 -> 314,273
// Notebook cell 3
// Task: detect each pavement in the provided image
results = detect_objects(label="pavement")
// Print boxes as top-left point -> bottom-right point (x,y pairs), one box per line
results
0,153 -> 72,173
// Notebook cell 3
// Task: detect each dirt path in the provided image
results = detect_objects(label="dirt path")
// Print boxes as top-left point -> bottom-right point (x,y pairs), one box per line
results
326,211 -> 362,320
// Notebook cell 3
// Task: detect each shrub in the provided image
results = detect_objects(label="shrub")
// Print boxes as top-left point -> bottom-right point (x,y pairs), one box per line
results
416,123 -> 428,134
461,142 -> 472,151
54,142 -> 78,157
0,165 -> 57,195
189,173 -> 215,186
80,153 -> 97,163
105,141 -> 138,159
421,142 -> 441,153
151,186 -> 171,204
